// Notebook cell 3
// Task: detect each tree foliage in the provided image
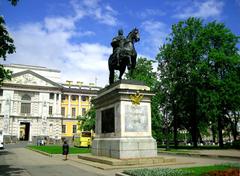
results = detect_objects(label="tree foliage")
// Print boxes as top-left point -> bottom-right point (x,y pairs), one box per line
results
157,17 -> 240,148
0,0 -> 18,84
78,106 -> 96,131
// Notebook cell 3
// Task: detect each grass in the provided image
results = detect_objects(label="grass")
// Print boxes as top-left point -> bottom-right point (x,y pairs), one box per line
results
180,164 -> 240,175
123,163 -> 240,176
158,148 -> 191,153
27,145 -> 91,154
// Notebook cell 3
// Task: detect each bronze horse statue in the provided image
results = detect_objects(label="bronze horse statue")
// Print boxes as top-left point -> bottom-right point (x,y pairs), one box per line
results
108,28 -> 140,84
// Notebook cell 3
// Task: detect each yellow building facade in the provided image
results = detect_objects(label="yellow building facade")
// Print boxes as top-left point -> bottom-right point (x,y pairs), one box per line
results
61,83 -> 99,140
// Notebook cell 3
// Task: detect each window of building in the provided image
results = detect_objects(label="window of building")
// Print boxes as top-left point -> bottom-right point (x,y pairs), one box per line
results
56,94 -> 59,100
61,107 -> 65,116
49,93 -> 54,99
72,107 -> 76,117
21,94 -> 31,114
82,108 -> 86,115
81,96 -> 88,101
72,125 -> 77,133
0,103 -> 1,113
71,95 -> 77,101
0,89 -> 3,96
49,106 -> 53,115
62,125 -> 66,133
61,94 -> 67,101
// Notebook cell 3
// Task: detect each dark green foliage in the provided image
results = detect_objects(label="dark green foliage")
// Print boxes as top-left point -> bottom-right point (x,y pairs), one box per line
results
0,17 -> 15,60
8,0 -> 19,6
0,0 -> 19,84
157,17 -> 240,148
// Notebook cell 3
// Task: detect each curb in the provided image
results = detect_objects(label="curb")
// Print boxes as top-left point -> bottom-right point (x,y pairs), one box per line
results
158,151 -> 240,160
115,173 -> 130,176
26,147 -> 53,157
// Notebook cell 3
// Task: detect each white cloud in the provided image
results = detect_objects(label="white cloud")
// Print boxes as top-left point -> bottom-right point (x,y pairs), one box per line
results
140,20 -> 169,57
174,0 -> 224,19
4,0 -> 119,87
7,21 -> 111,87
139,9 -> 166,18
70,0 -> 117,26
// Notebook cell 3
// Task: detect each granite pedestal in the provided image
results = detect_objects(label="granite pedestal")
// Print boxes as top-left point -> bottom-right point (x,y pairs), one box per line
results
91,80 -> 157,159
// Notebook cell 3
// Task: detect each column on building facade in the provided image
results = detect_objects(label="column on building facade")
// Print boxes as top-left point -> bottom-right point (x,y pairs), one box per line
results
68,94 -> 71,118
58,93 -> 61,116
78,95 -> 82,116
53,93 -> 57,116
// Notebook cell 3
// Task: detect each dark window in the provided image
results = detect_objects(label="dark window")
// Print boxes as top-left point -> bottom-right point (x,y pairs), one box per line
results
62,125 -> 66,133
0,103 -> 1,113
21,94 -> 31,114
101,108 -> 115,133
56,94 -> 59,100
49,93 -> 54,99
61,94 -> 67,101
82,132 -> 91,137
49,106 -> 53,115
0,89 -> 3,96
72,95 -> 77,101
81,96 -> 87,101
61,107 -> 65,116
72,107 -> 76,117
72,125 -> 77,133
82,108 -> 86,115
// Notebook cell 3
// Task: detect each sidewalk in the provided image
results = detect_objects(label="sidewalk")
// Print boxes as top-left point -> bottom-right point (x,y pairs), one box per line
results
158,149 -> 240,160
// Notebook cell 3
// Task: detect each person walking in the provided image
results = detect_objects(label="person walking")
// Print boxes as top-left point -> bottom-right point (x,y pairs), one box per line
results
62,140 -> 69,160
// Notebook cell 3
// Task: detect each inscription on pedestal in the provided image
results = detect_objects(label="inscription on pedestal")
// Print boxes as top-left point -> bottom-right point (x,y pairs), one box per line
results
101,107 -> 115,133
125,105 -> 148,132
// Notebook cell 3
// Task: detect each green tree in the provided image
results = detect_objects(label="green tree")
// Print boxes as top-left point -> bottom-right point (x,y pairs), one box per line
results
0,0 -> 19,84
157,17 -> 204,147
157,17 -> 240,148
200,21 -> 240,147
78,106 -> 96,131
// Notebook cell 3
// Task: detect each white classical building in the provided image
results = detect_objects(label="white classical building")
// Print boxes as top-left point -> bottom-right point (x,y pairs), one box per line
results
0,64 -> 63,143
0,64 -> 99,142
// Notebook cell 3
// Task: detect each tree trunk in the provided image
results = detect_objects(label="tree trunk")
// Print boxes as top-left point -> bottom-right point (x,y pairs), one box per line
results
218,115 -> 224,148
172,102 -> 178,148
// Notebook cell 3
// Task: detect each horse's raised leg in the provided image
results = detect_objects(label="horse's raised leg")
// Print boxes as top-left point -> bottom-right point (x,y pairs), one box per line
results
109,68 -> 114,85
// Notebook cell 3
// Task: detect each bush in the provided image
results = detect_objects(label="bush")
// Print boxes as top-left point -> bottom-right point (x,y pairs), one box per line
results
123,168 -> 192,176
232,140 -> 240,149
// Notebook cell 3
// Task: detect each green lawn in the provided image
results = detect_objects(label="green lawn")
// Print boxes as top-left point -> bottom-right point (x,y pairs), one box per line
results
180,164 -> 240,175
27,145 -> 91,154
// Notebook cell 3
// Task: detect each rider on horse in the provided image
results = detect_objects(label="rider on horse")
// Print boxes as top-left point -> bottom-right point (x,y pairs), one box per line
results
111,29 -> 125,66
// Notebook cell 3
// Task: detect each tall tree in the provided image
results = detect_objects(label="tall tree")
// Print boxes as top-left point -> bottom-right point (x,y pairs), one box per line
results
157,17 -> 240,148
0,0 -> 19,84
157,17 -> 204,147
200,21 -> 240,147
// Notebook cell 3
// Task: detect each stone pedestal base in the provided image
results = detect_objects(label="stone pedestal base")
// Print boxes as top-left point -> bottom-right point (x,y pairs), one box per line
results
92,137 -> 157,159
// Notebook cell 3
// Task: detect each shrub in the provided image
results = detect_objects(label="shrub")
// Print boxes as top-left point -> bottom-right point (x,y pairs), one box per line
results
232,140 -> 240,149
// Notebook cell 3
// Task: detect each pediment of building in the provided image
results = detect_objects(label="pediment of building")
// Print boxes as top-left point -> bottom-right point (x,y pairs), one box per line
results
5,70 -> 60,87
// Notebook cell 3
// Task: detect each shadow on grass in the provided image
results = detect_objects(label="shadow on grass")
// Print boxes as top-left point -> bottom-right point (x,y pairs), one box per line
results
0,165 -> 28,176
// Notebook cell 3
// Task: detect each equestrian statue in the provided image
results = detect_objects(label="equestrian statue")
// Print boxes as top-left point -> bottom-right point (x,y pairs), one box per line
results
108,28 -> 140,84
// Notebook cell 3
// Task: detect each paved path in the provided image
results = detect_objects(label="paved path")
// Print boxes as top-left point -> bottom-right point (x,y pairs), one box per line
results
0,146 -> 114,176
1,144 -> 240,176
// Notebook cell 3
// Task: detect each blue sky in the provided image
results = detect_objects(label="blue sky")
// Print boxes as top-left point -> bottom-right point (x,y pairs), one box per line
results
1,0 -> 240,86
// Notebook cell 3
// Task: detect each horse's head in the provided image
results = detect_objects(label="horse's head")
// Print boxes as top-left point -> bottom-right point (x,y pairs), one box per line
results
127,28 -> 140,43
